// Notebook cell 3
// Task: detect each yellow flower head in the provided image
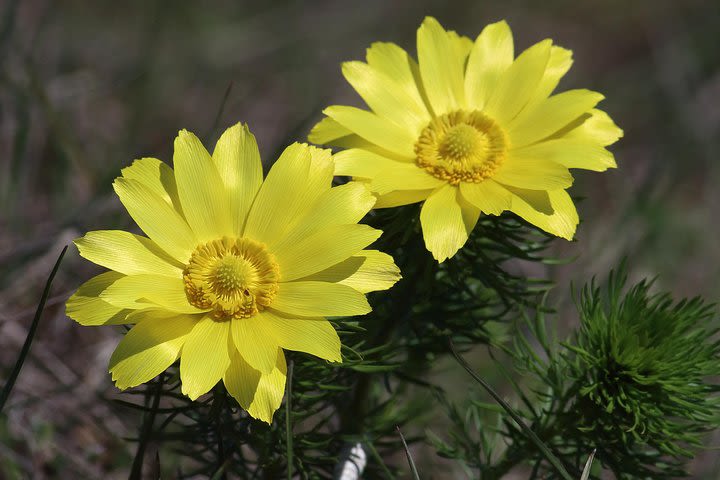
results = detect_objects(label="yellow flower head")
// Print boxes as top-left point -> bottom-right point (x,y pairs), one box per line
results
309,17 -> 623,262
66,124 -> 400,423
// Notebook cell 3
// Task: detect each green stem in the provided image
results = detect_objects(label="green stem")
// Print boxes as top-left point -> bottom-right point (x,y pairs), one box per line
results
341,234 -> 435,435
364,438 -> 395,480
286,359 -> 294,480
214,384 -> 227,480
129,372 -> 164,480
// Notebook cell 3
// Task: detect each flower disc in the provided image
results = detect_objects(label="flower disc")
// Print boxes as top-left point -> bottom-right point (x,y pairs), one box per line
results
183,237 -> 280,320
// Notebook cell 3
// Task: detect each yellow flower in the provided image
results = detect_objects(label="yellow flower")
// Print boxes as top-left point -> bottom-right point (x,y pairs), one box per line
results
309,17 -> 622,262
66,124 -> 400,423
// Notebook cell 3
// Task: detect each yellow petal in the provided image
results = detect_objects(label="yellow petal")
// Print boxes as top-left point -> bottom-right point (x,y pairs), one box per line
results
301,250 -> 401,294
301,182 -> 376,229
212,123 -> 263,236
223,349 -> 286,424
561,108 -> 623,146
508,89 -> 605,148
417,17 -> 465,115
368,163 -> 444,195
113,177 -> 197,263
420,184 -> 469,262
465,20 -> 514,110
260,310 -> 341,362
245,143 -> 332,246
100,274 -> 207,314
512,139 -> 617,172
510,189 -> 578,239
109,312 -> 197,389
524,46 -> 573,110
374,189 -> 433,208
275,183 -> 376,252
365,42 -> 428,120
308,116 -> 353,143
493,158 -> 573,190
120,157 -> 184,215
274,224 -> 381,282
459,179 -> 512,215
333,149 -> 406,179
323,105 -> 416,159
447,30 -> 474,61
272,281 -> 371,317
180,315 -> 232,400
66,272 -> 132,326
309,116 -> 408,160
173,130 -> 232,241
75,230 -> 182,277
503,186 -> 553,215
342,61 -> 429,136
459,192 -> 481,239
230,315 -> 279,374
307,144 -> 334,172
484,39 -> 552,124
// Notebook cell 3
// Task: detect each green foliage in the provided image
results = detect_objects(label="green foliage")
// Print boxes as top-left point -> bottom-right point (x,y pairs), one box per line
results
368,204 -> 556,353
427,390 -> 499,475
512,268 -> 720,479
561,270 -> 720,477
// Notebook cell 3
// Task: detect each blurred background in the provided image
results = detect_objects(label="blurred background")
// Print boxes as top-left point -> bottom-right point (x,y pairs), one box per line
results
0,0 -> 718,477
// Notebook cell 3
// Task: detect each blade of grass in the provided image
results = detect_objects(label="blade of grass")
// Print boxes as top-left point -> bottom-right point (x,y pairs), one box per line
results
206,80 -> 234,144
449,340 -> 574,480
286,359 -> 294,480
580,449 -> 596,480
0,245 -> 67,412
396,426 -> 420,480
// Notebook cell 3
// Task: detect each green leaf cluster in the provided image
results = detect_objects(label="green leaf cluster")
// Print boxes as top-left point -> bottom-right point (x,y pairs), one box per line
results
511,268 -> 720,479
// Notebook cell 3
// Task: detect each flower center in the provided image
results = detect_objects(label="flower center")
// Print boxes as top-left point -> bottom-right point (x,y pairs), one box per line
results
415,110 -> 508,185
183,237 -> 280,321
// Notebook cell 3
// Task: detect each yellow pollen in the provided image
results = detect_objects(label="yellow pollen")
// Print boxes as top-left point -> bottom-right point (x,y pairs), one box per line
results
183,237 -> 280,321
439,124 -> 485,160
415,110 -> 508,185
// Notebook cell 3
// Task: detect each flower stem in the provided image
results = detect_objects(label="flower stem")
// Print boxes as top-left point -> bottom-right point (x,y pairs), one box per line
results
130,372 -> 164,480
